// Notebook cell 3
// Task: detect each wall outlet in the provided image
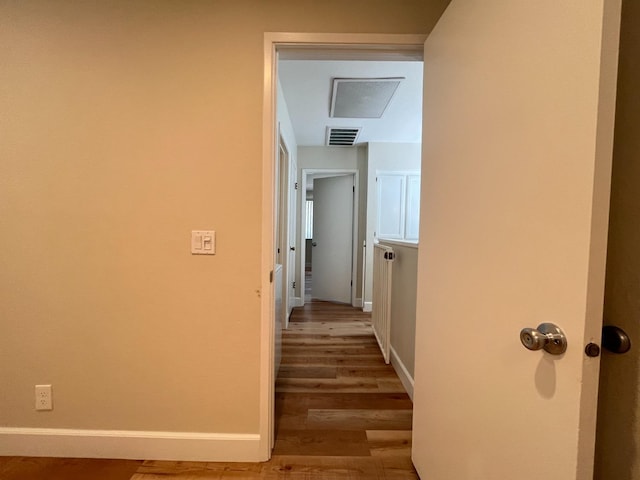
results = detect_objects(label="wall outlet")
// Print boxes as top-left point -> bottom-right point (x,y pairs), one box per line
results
35,384 -> 52,411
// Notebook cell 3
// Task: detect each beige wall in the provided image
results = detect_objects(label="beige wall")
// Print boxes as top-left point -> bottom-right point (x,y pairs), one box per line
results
0,0 -> 449,436
595,0 -> 640,478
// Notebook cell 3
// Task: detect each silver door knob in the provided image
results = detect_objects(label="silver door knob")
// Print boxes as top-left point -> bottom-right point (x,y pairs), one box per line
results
520,323 -> 567,355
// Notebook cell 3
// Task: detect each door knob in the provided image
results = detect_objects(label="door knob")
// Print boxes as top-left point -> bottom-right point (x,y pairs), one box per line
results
290,246 -> 295,251
602,325 -> 631,354
520,323 -> 567,355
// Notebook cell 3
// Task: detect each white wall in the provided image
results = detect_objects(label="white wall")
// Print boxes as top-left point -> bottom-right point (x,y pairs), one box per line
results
364,142 -> 421,307
277,78 -> 298,164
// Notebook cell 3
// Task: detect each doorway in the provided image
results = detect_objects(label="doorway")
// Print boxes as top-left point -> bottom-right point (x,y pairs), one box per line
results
301,170 -> 359,306
261,33 -> 426,461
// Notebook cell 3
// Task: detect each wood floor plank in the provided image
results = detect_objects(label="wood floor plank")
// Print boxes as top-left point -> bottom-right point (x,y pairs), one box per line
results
366,430 -> 413,457
0,457 -> 141,480
307,409 -> 413,430
273,429 -> 371,456
276,377 -> 380,393
264,455 -> 386,479
336,366 -> 398,378
133,459 -> 263,479
378,456 -> 420,479
376,378 -> 408,393
305,392 -> 413,411
280,356 -> 387,367
283,336 -> 378,346
277,365 -> 338,379
282,346 -> 382,355
276,392 -> 412,416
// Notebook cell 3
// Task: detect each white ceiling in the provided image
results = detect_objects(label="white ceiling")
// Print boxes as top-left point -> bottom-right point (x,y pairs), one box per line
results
278,60 -> 423,147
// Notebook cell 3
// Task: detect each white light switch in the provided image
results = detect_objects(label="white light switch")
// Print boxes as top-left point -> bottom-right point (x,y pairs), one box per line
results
192,230 -> 215,255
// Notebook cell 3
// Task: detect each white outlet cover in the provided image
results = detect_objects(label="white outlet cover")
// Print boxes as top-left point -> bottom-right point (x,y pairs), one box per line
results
35,384 -> 52,411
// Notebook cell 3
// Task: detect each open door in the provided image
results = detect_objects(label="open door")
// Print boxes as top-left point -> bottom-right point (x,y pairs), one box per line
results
311,175 -> 354,304
287,153 -> 298,318
412,1 -> 621,479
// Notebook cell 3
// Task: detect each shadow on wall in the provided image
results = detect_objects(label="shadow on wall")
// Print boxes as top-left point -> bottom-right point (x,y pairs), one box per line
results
594,1 -> 640,478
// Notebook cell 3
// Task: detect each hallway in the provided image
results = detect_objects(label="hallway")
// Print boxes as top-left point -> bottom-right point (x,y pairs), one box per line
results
272,301 -> 417,477
0,302 -> 417,479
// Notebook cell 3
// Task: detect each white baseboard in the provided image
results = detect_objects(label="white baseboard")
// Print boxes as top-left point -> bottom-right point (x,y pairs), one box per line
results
363,301 -> 372,313
291,297 -> 304,307
390,346 -> 414,401
354,298 -> 363,308
0,427 -> 261,462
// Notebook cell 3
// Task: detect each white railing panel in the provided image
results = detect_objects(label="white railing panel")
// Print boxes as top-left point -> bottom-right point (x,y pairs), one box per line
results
372,243 -> 394,364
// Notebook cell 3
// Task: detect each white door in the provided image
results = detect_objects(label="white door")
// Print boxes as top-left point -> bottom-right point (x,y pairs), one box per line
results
312,175 -> 353,304
287,154 -> 297,317
412,1 -> 621,479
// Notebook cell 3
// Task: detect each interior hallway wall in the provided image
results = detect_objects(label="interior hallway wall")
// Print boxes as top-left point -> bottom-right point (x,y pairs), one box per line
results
595,0 -> 640,477
364,142 -> 421,308
0,0 -> 450,441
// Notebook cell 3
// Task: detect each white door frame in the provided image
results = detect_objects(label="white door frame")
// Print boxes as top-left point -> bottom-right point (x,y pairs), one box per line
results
260,32 -> 426,460
301,169 -> 359,306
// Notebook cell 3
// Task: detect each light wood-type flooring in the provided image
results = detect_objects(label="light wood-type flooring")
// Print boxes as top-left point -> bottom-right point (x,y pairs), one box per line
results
0,301 -> 417,479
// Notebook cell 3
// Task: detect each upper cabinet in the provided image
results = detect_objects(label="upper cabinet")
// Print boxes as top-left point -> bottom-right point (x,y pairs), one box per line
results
377,172 -> 420,242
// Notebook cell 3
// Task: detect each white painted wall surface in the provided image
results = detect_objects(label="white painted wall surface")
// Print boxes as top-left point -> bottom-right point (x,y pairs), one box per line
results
364,143 -> 421,306
277,78 -> 298,162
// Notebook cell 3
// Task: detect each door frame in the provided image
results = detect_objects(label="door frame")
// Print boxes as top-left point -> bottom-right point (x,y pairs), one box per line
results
260,32 -> 427,459
276,131 -> 293,329
301,169 -> 359,306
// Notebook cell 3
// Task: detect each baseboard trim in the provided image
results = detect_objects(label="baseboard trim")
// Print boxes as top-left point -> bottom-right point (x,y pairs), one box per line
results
292,296 -> 304,307
390,346 -> 414,401
0,427 -> 261,462
363,301 -> 372,313
354,298 -> 363,308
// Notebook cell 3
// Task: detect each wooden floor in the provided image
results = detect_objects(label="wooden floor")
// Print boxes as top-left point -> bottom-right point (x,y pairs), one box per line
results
0,302 -> 416,479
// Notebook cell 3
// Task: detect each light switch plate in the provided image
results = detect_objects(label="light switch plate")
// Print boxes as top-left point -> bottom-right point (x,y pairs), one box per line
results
191,230 -> 215,255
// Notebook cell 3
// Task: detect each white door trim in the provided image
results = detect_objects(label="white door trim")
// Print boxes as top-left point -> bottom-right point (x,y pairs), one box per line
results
261,32 -> 427,460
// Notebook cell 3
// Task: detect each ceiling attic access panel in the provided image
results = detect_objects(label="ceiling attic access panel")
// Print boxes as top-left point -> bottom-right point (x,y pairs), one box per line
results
330,78 -> 404,118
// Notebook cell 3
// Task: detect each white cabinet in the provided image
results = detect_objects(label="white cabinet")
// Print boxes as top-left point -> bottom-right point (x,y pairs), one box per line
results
376,172 -> 420,242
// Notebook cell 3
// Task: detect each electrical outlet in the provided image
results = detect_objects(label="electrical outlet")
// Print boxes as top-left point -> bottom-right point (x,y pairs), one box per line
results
35,384 -> 52,411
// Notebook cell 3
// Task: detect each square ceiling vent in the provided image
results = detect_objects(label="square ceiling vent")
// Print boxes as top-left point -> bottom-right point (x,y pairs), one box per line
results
330,77 -> 404,118
326,127 -> 361,146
